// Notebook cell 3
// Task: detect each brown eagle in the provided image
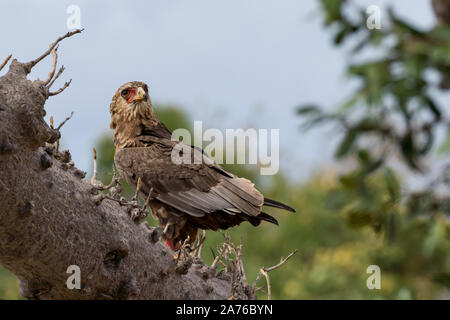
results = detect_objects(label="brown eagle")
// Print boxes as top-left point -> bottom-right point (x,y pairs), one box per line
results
110,81 -> 295,250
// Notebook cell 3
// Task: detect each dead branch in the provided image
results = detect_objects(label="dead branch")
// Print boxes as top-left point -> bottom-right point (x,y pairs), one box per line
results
0,54 -> 12,72
251,249 -> 297,300
47,65 -> 65,89
265,250 -> 297,272
211,246 -> 225,270
192,230 -> 207,258
0,31 -> 238,300
90,147 -> 100,186
260,269 -> 271,299
56,111 -> 74,130
43,46 -> 59,85
48,79 -> 72,96
23,29 -> 83,73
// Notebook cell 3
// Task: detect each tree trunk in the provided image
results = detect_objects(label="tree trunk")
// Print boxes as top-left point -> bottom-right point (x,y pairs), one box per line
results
0,31 -> 250,300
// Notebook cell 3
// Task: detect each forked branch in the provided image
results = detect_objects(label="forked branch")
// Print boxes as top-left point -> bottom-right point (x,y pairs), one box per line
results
48,79 -> 72,96
47,65 -> 65,89
251,249 -> 297,300
43,46 -> 59,85
23,29 -> 83,73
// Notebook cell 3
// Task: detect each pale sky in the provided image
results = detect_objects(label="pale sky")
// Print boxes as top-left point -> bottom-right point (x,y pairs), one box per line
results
0,0 -> 438,181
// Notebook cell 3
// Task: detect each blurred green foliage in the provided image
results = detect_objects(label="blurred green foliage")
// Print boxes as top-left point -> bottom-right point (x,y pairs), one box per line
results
1,1 -> 449,300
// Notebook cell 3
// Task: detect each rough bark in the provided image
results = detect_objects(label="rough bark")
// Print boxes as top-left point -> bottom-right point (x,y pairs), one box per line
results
0,31 -> 250,300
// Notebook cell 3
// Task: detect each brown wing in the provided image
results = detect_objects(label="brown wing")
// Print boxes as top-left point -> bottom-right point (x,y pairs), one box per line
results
114,137 -> 265,222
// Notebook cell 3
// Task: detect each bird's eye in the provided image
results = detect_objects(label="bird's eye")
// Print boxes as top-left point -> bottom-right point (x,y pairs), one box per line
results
121,89 -> 129,97
143,85 -> 148,93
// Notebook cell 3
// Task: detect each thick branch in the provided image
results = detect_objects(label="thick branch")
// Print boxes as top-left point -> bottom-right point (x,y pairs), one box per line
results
0,33 -> 244,300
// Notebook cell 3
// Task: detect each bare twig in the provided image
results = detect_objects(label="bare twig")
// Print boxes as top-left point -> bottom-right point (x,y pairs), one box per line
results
47,65 -> 65,89
90,148 -> 103,188
236,237 -> 247,284
56,111 -> 74,130
265,250 -> 297,272
0,54 -> 12,72
142,187 -> 153,210
211,246 -> 225,270
48,79 -> 72,96
221,233 -> 232,272
191,230 -> 207,258
43,46 -> 59,85
24,29 -> 83,72
253,286 -> 264,293
251,249 -> 297,300
92,147 -> 97,181
132,177 -> 142,202
260,269 -> 271,300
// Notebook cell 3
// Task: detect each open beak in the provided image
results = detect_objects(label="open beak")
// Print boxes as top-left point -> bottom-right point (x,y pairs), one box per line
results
132,87 -> 147,102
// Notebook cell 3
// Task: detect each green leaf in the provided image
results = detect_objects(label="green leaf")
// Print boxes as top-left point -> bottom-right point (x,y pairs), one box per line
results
400,132 -> 421,171
297,105 -> 321,115
421,95 -> 441,120
335,129 -> 357,158
357,149 -> 371,165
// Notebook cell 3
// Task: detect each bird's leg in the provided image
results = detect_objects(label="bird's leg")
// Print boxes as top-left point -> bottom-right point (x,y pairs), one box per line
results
143,187 -> 154,208
131,177 -> 142,203
181,235 -> 192,252
173,235 -> 190,260
128,177 -> 150,223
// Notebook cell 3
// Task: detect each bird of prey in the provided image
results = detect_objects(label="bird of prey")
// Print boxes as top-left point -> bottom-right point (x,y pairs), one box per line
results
110,81 -> 295,250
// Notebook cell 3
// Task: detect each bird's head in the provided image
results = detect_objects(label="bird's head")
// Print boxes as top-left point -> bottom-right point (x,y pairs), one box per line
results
110,81 -> 156,130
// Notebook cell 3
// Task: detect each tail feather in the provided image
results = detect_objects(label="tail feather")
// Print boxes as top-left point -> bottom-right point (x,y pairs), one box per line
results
258,212 -> 279,225
249,212 -> 279,226
264,198 -> 296,212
